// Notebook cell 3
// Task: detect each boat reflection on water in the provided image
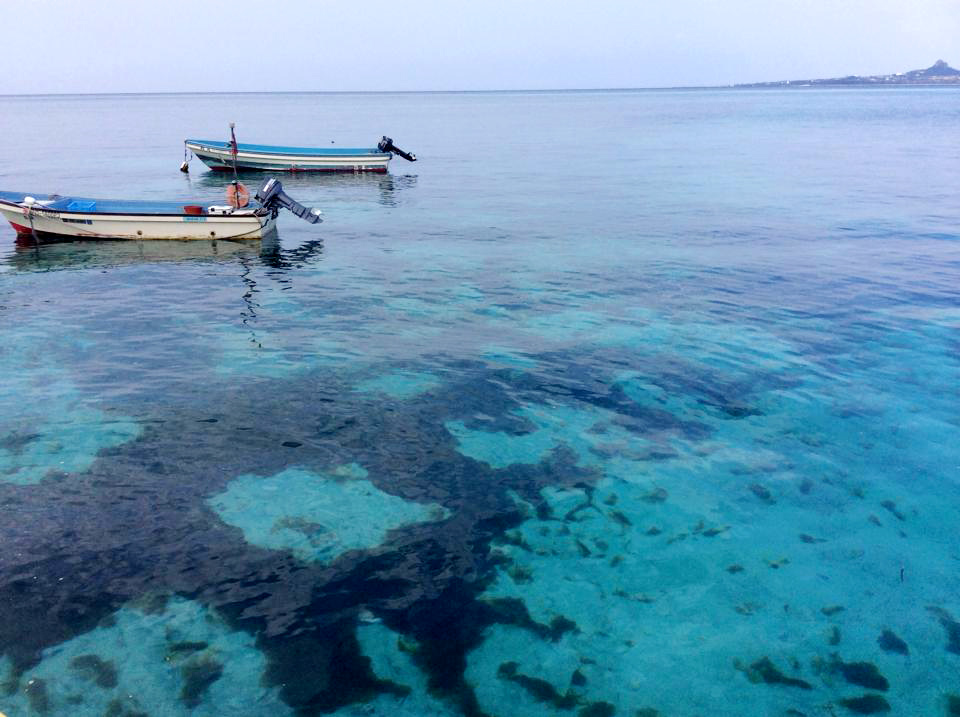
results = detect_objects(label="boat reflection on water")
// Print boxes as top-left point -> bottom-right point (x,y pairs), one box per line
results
2,229 -> 325,273
187,171 -> 418,208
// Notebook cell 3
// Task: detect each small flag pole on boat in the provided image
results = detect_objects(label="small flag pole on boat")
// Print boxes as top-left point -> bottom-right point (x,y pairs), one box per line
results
229,122 -> 240,183
226,123 -> 250,209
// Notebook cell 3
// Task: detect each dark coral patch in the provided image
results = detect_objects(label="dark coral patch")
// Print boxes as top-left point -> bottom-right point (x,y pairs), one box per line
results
879,500 -> 905,521
578,701 -> 615,717
497,661 -> 578,709
749,483 -> 775,504
832,658 -> 888,691
947,694 -> 960,716
105,697 -> 149,717
742,657 -> 811,689
928,607 -> 960,654
70,653 -> 118,688
179,655 -> 224,708
24,677 -> 50,713
837,694 -> 890,714
877,629 -> 908,656
641,487 -> 667,504
167,640 -> 210,655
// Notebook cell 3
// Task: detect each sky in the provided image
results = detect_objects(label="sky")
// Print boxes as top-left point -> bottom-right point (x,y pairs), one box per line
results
3,0 -> 959,94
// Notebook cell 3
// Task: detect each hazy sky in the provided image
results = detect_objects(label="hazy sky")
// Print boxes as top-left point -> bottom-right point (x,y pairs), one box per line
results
4,0 -> 958,94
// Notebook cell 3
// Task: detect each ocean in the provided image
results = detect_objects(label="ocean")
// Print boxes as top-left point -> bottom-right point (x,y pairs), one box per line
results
0,88 -> 958,716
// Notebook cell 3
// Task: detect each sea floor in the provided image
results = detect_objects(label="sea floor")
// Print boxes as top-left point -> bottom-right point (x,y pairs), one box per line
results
1,87 -> 959,716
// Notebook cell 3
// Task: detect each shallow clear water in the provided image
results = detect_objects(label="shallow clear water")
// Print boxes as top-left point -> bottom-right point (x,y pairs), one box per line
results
1,88 -> 959,716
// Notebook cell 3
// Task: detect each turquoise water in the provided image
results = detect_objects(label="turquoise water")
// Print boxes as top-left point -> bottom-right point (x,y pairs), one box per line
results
0,88 -> 959,716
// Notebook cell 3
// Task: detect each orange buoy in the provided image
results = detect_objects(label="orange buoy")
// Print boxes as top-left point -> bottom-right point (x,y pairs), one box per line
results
226,182 -> 250,208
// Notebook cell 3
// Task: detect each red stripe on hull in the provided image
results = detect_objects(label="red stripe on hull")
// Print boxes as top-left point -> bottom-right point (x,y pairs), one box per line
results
9,221 -> 32,235
208,166 -> 388,174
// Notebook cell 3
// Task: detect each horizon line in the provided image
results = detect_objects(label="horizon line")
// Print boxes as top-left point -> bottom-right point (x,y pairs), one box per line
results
2,83 -> 958,99
0,86 -> 717,98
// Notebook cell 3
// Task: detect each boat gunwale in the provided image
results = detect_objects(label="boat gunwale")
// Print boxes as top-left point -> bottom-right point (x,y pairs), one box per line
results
185,139 -> 389,158
0,197 -> 267,220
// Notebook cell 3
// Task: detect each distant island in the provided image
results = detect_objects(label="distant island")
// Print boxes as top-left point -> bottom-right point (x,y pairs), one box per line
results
736,59 -> 960,88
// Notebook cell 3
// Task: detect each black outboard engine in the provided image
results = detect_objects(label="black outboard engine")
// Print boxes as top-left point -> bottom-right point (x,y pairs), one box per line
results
377,136 -> 417,162
255,178 -> 323,224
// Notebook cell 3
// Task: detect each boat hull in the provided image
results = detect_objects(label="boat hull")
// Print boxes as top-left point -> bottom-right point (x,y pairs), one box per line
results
185,140 -> 391,173
0,200 -> 274,241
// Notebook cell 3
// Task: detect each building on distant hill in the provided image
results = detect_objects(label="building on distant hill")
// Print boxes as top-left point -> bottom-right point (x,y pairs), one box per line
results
736,60 -> 960,87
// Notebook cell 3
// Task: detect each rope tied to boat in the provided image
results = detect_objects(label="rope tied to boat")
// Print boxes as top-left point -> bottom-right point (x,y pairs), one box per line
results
23,197 -> 40,248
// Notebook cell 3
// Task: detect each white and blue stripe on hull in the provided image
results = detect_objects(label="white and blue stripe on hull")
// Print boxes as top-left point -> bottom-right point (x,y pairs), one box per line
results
0,197 -> 274,241
185,139 -> 392,173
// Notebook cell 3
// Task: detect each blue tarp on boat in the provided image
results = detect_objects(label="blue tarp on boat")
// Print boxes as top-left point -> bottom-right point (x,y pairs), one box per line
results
0,191 -> 259,215
186,139 -> 383,156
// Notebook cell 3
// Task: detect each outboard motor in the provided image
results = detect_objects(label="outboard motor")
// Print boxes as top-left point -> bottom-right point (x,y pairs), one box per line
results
255,178 -> 323,224
377,136 -> 417,162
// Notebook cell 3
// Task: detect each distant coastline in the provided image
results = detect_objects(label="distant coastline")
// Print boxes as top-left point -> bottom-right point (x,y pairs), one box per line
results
2,60 -> 960,96
736,59 -> 960,88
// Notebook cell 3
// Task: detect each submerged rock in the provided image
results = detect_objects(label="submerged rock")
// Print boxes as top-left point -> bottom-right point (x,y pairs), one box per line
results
836,694 -> 890,714
876,629 -> 908,656
741,657 -> 812,690
641,487 -> 668,504
570,668 -> 587,687
497,661 -> 578,709
24,678 -> 50,713
104,697 -> 149,717
830,657 -> 888,691
340,622 -> 460,716
928,607 -> 960,654
179,655 -> 224,708
879,500 -> 905,521
578,701 -> 615,717
749,483 -> 775,504
947,694 -> 960,716
69,654 -> 118,688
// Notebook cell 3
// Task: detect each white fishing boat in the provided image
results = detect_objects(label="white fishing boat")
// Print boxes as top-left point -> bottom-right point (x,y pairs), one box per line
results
183,127 -> 416,173
0,179 -> 321,241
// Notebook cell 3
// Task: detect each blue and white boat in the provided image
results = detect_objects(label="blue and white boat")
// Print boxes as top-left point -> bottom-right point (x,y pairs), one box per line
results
183,135 -> 416,173
0,179 -> 321,241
